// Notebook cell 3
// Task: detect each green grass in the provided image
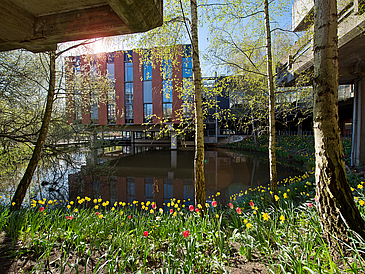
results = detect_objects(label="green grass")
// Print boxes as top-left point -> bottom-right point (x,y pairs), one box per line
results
0,136 -> 364,273
225,134 -> 353,166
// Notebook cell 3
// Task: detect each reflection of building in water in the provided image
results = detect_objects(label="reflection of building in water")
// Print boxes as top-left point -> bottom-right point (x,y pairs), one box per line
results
69,173 -> 194,209
69,148 -> 300,206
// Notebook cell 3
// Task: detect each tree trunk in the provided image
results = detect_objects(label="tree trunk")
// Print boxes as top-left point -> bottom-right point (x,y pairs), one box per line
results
313,0 -> 365,254
264,0 -> 278,200
11,51 -> 56,210
190,0 -> 206,211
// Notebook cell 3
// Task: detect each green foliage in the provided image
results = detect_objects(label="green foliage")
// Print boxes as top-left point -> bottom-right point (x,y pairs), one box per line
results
1,171 -> 365,273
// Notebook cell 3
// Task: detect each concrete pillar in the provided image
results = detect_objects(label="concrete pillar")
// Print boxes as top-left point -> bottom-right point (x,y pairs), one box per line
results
130,131 -> 135,155
351,76 -> 365,166
171,130 -> 177,150
351,79 -> 360,166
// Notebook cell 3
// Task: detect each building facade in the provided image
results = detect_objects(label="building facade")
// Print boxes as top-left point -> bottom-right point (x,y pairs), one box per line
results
65,45 -> 231,145
65,45 -> 193,128
276,0 -> 365,165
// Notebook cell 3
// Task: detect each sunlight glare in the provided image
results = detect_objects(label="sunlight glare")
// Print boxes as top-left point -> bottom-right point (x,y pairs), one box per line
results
92,40 -> 106,53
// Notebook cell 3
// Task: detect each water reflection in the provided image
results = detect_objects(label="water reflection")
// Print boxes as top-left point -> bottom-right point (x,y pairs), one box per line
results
69,146 -> 301,207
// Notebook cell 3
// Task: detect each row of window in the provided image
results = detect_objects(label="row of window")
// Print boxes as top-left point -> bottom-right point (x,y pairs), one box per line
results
74,48 -> 193,124
92,176 -> 193,206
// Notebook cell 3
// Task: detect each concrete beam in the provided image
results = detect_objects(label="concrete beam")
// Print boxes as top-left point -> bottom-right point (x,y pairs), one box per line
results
0,0 -> 34,41
34,5 -> 127,45
0,0 -> 163,53
107,0 -> 163,32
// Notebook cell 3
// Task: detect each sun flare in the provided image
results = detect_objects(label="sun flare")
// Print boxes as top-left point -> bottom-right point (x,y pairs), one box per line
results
91,40 -> 106,53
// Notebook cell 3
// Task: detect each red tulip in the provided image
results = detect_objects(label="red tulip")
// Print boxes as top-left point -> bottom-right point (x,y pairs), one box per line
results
212,201 -> 217,207
195,208 -> 199,213
66,216 -> 73,220
143,231 -> 148,237
96,212 -> 100,215
152,203 -> 157,209
170,209 -> 173,214
307,202 -> 314,208
249,201 -> 254,207
39,207 -> 45,212
236,207 -> 242,214
183,230 -> 189,238
128,215 -> 131,219
228,203 -> 233,209
189,205 -> 194,212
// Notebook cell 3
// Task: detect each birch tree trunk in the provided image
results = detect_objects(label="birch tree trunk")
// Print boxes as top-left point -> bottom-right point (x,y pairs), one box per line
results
11,51 -> 56,210
264,0 -> 278,200
313,0 -> 365,253
190,0 -> 206,210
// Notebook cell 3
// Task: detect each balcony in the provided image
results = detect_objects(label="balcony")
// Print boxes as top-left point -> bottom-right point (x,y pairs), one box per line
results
277,0 -> 365,86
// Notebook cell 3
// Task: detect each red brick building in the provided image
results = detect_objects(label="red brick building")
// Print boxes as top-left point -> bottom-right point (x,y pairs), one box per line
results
65,45 -> 193,131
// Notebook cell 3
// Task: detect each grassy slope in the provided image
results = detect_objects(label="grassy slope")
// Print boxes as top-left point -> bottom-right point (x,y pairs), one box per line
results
0,136 -> 364,273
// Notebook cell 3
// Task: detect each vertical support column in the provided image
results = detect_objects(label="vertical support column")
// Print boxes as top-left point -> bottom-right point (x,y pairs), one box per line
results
351,79 -> 360,166
171,130 -> 177,150
130,131 -> 135,155
359,76 -> 365,164
352,76 -> 365,166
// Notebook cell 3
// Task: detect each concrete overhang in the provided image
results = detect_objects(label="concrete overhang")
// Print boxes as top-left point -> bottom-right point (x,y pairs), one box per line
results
0,0 -> 163,53
278,1 -> 365,87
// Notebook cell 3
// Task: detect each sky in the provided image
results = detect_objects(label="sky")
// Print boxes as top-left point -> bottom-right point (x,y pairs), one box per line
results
61,0 -> 295,78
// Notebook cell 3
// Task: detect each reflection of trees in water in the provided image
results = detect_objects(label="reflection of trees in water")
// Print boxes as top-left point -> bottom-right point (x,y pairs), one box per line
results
31,152 -> 87,202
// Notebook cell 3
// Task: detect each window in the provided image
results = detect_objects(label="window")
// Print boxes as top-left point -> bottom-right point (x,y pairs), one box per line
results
163,59 -> 172,79
125,52 -> 133,123
162,60 -> 173,119
127,177 -> 135,204
182,46 -> 193,118
145,177 -> 154,202
75,56 -> 81,74
125,83 -> 133,104
143,81 -> 152,103
143,62 -> 152,81
125,104 -> 133,120
163,103 -> 172,119
183,57 -> 192,78
92,176 -> 101,199
125,63 -> 133,82
110,176 -> 118,205
163,80 -> 172,103
183,179 -> 194,207
143,62 -> 153,123
183,45 -> 192,78
144,104 -> 153,123
164,179 -> 173,210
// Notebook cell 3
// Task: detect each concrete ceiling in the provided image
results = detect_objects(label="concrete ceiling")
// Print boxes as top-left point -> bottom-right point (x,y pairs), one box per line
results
0,0 -> 163,52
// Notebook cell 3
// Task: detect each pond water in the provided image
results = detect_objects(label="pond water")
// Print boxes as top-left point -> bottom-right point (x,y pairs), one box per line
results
67,145 -> 302,207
